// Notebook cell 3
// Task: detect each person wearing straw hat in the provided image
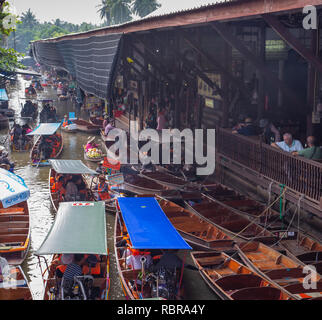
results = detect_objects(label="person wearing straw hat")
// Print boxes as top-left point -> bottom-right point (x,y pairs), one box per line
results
93,174 -> 110,201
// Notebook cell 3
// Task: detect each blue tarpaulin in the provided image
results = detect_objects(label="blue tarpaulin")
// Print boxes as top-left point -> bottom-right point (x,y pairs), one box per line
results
0,89 -> 8,101
117,197 -> 192,250
27,123 -> 61,136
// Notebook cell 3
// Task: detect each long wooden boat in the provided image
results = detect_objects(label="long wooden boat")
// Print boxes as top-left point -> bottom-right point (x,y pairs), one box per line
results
203,184 -> 280,226
274,230 -> 322,273
191,251 -> 294,300
0,201 -> 30,265
157,197 -> 234,251
123,174 -> 168,195
237,241 -> 322,299
0,265 -> 33,300
31,133 -> 63,167
140,171 -> 189,189
185,194 -> 277,244
115,197 -> 191,300
37,202 -> 110,300
73,119 -> 100,134
90,116 -> 104,126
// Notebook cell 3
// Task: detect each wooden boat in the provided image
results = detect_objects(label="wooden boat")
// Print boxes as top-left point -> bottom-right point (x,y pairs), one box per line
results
49,160 -> 96,212
36,202 -> 110,300
83,145 -> 104,163
140,171 -> 189,189
123,174 -> 168,195
90,116 -> 104,126
0,201 -> 30,265
61,124 -> 77,133
191,251 -> 294,300
274,230 -> 322,273
157,197 -> 234,251
115,197 -> 191,300
73,119 -> 100,134
0,265 -> 33,300
185,194 -> 277,244
237,241 -> 322,299
10,136 -> 33,153
30,133 -> 63,167
203,184 -> 280,227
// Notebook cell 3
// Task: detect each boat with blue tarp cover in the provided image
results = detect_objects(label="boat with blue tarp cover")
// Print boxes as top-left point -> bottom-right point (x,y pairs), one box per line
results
115,197 -> 192,300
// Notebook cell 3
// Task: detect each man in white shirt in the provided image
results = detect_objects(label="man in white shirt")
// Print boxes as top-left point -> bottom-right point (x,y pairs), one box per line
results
0,256 -> 10,281
271,133 -> 303,153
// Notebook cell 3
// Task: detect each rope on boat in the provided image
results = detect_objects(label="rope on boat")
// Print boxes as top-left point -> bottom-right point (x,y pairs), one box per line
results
230,186 -> 288,240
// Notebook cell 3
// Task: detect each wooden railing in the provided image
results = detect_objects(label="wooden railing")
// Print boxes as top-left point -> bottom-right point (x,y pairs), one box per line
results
216,128 -> 322,202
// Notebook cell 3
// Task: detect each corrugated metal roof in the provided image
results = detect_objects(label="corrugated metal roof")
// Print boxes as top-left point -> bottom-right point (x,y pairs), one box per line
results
144,0 -> 235,19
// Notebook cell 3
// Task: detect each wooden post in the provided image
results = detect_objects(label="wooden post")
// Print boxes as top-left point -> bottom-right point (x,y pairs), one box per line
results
258,22 -> 266,121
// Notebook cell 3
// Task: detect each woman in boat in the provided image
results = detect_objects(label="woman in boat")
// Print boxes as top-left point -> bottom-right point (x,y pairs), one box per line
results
93,175 -> 110,201
61,115 -> 72,128
85,137 -> 99,152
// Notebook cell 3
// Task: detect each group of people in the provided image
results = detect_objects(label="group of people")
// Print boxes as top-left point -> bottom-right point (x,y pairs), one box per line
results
51,174 -> 89,202
52,253 -> 103,299
39,104 -> 57,123
232,116 -> 322,161
36,134 -> 60,162
145,98 -> 173,131
10,123 -> 33,151
21,100 -> 37,118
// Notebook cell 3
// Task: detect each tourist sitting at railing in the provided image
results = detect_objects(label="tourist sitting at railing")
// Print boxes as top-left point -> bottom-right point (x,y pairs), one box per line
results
259,118 -> 281,144
232,117 -> 258,136
271,133 -> 303,153
292,136 -> 322,161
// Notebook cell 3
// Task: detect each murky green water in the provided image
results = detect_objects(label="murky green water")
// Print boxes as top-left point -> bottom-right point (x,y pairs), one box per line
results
1,76 -> 216,300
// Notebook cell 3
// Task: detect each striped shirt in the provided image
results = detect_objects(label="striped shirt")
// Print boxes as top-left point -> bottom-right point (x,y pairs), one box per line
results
63,263 -> 82,281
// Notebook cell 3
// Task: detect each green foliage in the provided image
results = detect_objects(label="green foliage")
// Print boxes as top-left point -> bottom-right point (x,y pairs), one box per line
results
0,47 -> 25,72
132,0 -> 160,18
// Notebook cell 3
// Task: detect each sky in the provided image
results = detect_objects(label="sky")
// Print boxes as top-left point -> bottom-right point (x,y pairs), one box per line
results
8,0 -> 104,25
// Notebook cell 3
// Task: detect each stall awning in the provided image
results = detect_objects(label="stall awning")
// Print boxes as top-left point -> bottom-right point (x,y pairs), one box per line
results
15,68 -> 41,77
0,88 -> 8,101
49,160 -> 98,175
0,169 -> 30,208
118,197 -> 192,250
36,202 -> 107,255
31,33 -> 123,100
27,123 -> 61,136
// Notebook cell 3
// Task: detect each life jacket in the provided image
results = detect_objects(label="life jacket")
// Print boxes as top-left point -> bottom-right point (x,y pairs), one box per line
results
56,264 -> 67,274
82,254 -> 101,275
50,177 -> 55,188
52,181 -> 63,194
97,182 -> 110,200
130,249 -> 151,256
62,120 -> 69,127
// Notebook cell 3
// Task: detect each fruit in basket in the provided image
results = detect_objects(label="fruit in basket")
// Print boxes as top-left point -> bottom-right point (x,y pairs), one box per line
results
87,148 -> 102,158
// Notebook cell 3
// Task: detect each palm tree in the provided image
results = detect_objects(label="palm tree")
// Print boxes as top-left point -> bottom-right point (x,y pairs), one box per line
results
111,0 -> 132,25
132,0 -> 160,18
20,9 -> 38,29
97,0 -> 132,26
97,0 -> 113,26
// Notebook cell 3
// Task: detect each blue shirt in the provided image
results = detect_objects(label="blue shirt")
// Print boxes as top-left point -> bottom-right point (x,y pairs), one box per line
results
276,140 -> 303,152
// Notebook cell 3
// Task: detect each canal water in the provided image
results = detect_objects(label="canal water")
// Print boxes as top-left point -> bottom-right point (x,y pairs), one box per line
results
1,76 -> 217,300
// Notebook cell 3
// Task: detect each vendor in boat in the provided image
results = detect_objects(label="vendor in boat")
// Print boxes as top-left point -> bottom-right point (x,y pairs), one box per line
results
93,175 -> 110,201
51,176 -> 66,201
85,137 -> 99,152
96,161 -> 106,175
0,146 -> 14,172
104,121 -> 115,136
38,136 -> 53,161
61,115 -> 73,128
